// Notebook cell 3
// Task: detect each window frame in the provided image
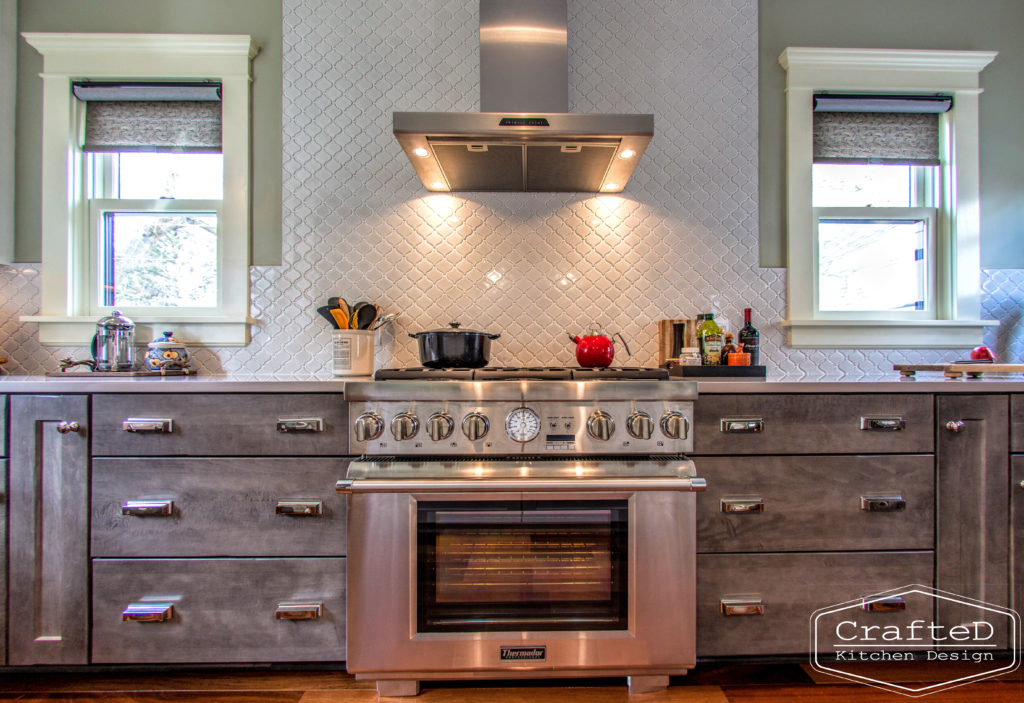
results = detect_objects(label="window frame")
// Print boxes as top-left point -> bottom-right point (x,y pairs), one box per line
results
779,47 -> 998,348
19,33 -> 257,346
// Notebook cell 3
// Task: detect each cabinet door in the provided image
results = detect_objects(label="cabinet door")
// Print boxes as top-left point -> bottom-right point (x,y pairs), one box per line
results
8,395 -> 89,664
1012,457 -> 1024,628
936,394 -> 1010,647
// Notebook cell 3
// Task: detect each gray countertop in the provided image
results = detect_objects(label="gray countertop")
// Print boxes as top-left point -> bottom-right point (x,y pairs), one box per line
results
1,373 -> 1024,393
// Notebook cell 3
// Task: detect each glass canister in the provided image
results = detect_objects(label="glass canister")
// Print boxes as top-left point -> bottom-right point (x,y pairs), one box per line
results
91,310 -> 136,372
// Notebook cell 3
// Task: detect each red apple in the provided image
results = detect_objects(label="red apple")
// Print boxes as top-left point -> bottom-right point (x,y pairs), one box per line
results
969,345 -> 995,361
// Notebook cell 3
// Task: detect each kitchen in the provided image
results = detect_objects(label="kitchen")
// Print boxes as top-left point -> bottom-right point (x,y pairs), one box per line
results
1,0 -> 1024,701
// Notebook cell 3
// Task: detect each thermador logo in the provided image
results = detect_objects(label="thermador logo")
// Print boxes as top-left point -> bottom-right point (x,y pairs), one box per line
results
500,646 -> 546,661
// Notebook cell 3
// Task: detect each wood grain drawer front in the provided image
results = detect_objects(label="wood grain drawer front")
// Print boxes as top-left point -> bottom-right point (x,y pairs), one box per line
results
694,394 -> 933,455
1011,395 -> 1024,452
92,558 -> 346,663
0,395 -> 6,456
91,458 -> 347,557
698,552 -> 933,657
698,455 -> 934,552
91,394 -> 348,456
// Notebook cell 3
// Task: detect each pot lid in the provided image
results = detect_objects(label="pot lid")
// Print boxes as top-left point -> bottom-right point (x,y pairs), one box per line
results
96,309 -> 134,331
414,322 -> 495,335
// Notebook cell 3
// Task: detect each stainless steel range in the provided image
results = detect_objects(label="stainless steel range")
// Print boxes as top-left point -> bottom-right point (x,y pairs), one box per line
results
337,368 -> 704,697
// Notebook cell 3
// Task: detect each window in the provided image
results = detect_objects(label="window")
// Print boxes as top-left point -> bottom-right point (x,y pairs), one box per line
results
779,48 -> 998,348
19,34 -> 257,346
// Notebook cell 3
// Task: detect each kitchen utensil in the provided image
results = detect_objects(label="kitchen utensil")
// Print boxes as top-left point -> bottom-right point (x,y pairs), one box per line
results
317,305 -> 339,329
409,322 -> 500,368
370,313 -> 396,331
354,303 -> 378,330
329,306 -> 350,330
569,331 -> 631,368
91,309 -> 136,371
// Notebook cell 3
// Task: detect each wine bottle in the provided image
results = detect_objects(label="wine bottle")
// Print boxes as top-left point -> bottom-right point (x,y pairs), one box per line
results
738,308 -> 759,366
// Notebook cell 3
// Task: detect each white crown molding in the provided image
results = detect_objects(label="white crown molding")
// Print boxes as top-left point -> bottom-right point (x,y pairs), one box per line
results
779,47 -> 998,74
22,33 -> 258,59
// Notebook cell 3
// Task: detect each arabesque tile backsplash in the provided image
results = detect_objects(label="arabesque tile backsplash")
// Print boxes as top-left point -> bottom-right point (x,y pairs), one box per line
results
1,0 -> 1022,379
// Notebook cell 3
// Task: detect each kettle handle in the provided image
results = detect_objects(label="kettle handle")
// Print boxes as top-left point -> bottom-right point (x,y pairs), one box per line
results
614,332 -> 632,357
90,332 -> 99,361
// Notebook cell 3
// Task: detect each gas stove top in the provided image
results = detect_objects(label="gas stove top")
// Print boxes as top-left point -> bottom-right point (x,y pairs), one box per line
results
374,366 -> 670,381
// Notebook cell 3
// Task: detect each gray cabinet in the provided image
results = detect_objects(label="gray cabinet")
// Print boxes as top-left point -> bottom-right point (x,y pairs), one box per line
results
936,394 -> 1010,648
8,395 -> 89,665
1010,395 -> 1024,636
0,395 -> 6,666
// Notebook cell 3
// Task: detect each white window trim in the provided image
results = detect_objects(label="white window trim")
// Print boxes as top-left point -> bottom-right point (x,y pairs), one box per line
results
19,33 -> 258,346
778,47 -> 998,348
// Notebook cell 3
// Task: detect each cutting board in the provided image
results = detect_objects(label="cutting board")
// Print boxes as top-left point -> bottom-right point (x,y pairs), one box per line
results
894,363 -> 1024,378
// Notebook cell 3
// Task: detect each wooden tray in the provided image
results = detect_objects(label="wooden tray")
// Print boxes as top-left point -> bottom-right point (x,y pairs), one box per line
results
46,369 -> 196,377
894,363 -> 1024,378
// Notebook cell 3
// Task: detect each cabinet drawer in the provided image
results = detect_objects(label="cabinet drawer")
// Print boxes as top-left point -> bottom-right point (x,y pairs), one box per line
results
698,552 -> 933,656
1011,395 -> 1024,452
91,458 -> 347,557
92,558 -> 346,663
0,395 -> 6,456
92,394 -> 348,456
694,394 -> 933,454
697,455 -> 933,552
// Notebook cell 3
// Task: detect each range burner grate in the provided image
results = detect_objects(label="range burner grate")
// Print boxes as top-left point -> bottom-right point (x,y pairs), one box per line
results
374,366 -> 670,381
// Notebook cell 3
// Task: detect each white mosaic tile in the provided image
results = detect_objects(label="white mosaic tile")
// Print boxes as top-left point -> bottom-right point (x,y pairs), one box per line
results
1,0 -> 1022,381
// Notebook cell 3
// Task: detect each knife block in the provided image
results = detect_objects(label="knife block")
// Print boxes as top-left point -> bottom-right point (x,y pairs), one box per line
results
658,319 -> 699,367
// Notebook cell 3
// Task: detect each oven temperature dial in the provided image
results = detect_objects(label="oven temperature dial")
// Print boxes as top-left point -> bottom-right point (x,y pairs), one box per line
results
462,412 -> 490,441
426,412 -> 454,441
353,412 -> 384,442
661,411 -> 690,440
505,407 -> 541,443
391,412 -> 419,441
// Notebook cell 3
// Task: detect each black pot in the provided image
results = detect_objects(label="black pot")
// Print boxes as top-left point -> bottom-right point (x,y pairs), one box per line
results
409,322 -> 501,368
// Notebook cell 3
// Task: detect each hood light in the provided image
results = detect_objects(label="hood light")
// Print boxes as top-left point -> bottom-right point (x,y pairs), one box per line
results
618,149 -> 635,159
429,181 -> 448,191
413,147 -> 430,158
601,183 -> 620,192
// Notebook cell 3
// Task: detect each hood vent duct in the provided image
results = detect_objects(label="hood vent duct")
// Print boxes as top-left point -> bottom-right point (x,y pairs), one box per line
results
394,0 -> 653,193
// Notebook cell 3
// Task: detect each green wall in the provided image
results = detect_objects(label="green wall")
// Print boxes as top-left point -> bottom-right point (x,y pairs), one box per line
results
759,0 -> 1024,268
15,0 -> 282,265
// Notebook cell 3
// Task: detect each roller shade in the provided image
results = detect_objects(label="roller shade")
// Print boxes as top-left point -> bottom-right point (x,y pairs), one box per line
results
812,94 -> 952,166
73,82 -> 222,153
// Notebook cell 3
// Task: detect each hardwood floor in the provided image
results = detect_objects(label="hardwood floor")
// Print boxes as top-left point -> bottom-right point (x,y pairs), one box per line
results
0,663 -> 1019,702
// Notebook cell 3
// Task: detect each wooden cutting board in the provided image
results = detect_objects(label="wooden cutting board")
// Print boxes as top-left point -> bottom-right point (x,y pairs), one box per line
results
894,363 -> 1024,378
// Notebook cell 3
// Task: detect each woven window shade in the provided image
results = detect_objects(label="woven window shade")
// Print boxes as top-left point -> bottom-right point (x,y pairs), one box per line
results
74,83 -> 222,153
812,95 -> 952,166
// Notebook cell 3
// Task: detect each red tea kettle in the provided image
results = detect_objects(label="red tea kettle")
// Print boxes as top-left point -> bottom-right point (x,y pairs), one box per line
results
568,331 -> 631,368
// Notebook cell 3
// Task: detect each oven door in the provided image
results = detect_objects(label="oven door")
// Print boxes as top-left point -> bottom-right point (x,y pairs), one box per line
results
345,483 -> 698,680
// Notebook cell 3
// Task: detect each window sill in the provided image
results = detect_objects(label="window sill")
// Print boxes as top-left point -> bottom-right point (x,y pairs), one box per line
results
21,315 -> 255,347
780,319 -> 997,348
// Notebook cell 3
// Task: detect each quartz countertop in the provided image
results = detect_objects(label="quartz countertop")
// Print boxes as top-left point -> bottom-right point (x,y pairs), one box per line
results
1,372 -> 1023,393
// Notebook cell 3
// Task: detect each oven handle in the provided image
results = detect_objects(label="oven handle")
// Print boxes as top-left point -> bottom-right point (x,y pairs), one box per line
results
336,477 -> 707,494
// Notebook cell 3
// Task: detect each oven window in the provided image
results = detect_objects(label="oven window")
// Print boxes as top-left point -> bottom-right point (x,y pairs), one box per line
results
417,500 -> 628,632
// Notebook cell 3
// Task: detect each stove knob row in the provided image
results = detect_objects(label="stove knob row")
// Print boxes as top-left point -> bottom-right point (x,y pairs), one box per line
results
391,412 -> 419,441
661,411 -> 690,440
462,412 -> 490,441
353,412 -> 384,442
427,412 -> 454,441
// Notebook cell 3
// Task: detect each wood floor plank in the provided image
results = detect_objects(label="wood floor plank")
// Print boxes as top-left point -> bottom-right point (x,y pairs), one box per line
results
0,673 -> 363,694
721,681 -> 1022,703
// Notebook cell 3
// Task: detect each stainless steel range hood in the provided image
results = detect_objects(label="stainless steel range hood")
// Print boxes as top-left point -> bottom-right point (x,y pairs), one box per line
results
394,0 -> 653,193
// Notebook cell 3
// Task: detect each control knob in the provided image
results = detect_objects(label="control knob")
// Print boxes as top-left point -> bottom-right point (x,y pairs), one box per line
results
626,411 -> 655,440
462,412 -> 490,441
391,412 -> 419,441
353,412 -> 384,442
426,412 -> 455,441
587,410 -> 615,441
661,411 -> 689,440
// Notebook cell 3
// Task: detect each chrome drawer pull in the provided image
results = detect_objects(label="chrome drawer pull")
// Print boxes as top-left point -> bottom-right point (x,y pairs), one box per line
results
122,603 -> 174,622
56,420 -> 81,434
121,500 -> 174,517
720,417 -> 764,434
862,596 -> 906,612
860,494 -> 906,512
275,500 -> 323,516
860,416 -> 905,431
276,417 -> 325,433
721,497 -> 764,513
275,601 -> 323,620
122,418 -> 174,433
720,597 -> 765,616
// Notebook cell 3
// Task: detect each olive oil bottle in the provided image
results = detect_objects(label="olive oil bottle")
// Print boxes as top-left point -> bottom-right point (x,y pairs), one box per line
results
697,313 -> 723,365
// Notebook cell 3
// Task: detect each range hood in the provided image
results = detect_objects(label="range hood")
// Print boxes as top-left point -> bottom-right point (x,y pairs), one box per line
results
394,0 -> 653,193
